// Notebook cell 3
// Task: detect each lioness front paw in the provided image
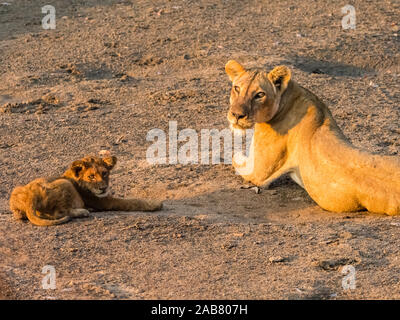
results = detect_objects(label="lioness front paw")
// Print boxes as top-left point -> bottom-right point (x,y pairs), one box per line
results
232,152 -> 247,168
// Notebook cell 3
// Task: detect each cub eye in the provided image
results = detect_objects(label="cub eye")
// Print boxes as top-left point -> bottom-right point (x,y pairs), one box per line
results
88,174 -> 95,180
234,86 -> 240,93
255,92 -> 265,99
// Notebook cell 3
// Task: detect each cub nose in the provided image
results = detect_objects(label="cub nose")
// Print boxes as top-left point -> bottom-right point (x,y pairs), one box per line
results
231,112 -> 246,121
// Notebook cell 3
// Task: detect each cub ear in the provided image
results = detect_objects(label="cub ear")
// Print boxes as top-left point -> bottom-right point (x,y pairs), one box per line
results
102,156 -> 117,170
225,60 -> 246,82
267,65 -> 291,92
70,160 -> 85,178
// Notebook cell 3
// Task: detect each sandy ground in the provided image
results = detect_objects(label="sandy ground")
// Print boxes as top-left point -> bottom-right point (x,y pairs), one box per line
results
0,0 -> 399,299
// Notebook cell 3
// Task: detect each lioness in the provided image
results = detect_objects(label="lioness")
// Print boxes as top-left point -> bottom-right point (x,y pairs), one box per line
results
225,60 -> 400,215
9,155 -> 163,226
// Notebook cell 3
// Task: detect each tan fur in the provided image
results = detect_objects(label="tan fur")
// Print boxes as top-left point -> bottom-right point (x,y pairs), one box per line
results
9,156 -> 163,226
225,60 -> 400,215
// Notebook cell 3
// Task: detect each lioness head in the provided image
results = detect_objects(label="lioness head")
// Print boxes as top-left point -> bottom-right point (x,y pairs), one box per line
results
67,155 -> 117,197
225,60 -> 291,131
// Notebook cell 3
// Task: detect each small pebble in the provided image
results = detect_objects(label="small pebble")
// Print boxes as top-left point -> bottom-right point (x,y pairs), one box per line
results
269,256 -> 286,263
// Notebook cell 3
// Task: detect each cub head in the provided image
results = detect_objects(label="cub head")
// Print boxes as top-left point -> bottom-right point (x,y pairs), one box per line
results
225,60 -> 291,132
66,155 -> 117,197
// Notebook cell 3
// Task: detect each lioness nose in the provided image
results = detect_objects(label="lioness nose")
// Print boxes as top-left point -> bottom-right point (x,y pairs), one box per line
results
231,112 -> 246,121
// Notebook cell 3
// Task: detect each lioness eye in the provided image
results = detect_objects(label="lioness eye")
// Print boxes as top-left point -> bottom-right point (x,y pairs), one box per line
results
88,174 -> 95,180
234,86 -> 240,93
255,92 -> 265,99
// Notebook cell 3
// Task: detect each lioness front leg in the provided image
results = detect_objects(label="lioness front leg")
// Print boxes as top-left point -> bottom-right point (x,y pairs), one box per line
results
233,145 -> 292,188
232,151 -> 258,182
234,152 -> 290,189
232,151 -> 276,186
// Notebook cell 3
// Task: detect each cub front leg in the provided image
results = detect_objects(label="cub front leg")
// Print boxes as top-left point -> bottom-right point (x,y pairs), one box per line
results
111,198 -> 163,211
86,196 -> 163,212
108,198 -> 163,212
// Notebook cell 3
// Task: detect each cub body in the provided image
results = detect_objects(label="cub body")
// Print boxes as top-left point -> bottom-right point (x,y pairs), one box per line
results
10,156 -> 162,226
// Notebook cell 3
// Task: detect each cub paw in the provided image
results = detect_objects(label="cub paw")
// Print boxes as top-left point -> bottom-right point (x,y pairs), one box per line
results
70,208 -> 90,217
147,200 -> 163,211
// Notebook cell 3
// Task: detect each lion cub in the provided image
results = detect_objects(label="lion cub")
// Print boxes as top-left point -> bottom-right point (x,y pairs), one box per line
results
9,155 -> 163,226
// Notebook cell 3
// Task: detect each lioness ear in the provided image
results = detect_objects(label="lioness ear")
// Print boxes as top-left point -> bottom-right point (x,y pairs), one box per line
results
225,60 -> 246,82
267,66 -> 291,92
71,160 -> 85,178
103,156 -> 117,170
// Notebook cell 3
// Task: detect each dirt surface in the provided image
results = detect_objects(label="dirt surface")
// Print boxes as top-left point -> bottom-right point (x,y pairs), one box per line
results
0,0 -> 399,299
